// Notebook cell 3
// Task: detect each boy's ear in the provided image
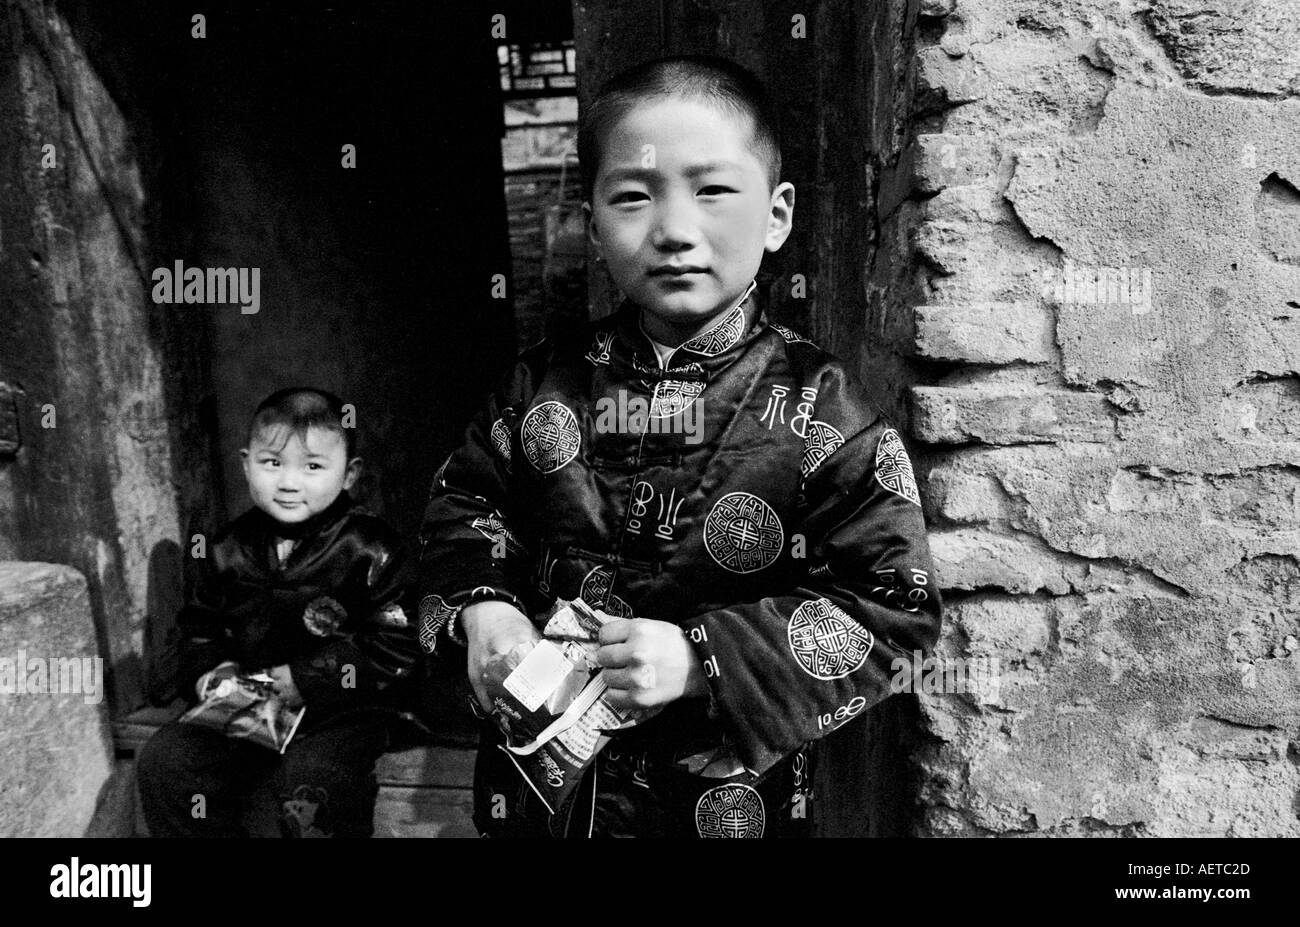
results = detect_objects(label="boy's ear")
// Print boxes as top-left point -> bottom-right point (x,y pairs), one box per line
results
583,201 -> 604,259
764,182 -> 796,253
342,456 -> 362,491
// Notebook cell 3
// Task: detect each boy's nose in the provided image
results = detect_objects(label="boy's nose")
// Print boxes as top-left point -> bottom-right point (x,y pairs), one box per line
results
650,199 -> 701,250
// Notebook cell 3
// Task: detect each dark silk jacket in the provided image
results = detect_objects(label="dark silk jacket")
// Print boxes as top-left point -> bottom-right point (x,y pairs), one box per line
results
417,286 -> 943,835
178,492 -> 421,718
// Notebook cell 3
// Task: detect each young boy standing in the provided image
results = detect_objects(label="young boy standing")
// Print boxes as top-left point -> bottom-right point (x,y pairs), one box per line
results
138,388 -> 420,837
418,56 -> 942,837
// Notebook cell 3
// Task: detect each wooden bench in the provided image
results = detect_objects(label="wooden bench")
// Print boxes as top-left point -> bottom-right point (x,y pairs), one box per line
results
112,703 -> 479,837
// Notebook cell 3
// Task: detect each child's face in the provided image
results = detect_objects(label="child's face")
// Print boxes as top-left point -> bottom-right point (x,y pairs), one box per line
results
586,96 -> 794,333
241,425 -> 358,526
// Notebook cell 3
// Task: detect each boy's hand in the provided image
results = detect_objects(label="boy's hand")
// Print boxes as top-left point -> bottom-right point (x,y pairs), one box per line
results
596,618 -> 708,710
461,600 -> 541,713
267,664 -> 304,709
195,660 -> 240,700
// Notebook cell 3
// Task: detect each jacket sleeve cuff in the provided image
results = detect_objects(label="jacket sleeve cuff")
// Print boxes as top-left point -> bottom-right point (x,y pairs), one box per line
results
417,585 -> 529,653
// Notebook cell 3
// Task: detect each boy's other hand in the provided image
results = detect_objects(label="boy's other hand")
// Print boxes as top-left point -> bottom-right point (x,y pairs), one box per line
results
596,618 -> 708,709
461,601 -> 540,712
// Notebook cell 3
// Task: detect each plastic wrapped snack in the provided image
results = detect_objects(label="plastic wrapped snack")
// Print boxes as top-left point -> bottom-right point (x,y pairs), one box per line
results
179,672 -> 306,754
481,598 -> 656,815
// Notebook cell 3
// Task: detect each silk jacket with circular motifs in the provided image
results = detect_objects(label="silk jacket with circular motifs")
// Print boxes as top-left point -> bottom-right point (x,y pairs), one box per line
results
416,286 -> 943,777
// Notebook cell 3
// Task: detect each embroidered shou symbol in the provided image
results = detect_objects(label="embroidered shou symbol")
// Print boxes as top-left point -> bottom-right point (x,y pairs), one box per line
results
534,546 -> 559,597
789,387 -> 816,438
490,417 -> 513,470
627,479 -> 686,541
801,420 -> 845,481
759,385 -> 789,430
579,565 -> 633,618
875,428 -> 921,506
654,486 -> 685,540
703,491 -> 784,573
417,594 -> 457,654
770,323 -> 818,347
787,597 -> 874,680
680,304 -> 747,356
649,361 -> 705,418
521,400 -> 582,474
695,783 -> 766,838
869,566 -> 931,614
627,479 -> 655,537
470,512 -> 526,556
584,329 -> 615,366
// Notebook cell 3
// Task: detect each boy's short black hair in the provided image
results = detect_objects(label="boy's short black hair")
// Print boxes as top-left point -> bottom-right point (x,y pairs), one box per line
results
578,54 -> 782,201
247,387 -> 356,459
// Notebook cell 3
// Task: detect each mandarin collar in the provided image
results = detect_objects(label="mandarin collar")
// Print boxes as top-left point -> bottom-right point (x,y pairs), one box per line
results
612,281 -> 764,378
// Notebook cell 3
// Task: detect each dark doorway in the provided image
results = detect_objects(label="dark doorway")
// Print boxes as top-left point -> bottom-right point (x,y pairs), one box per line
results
62,0 -> 519,538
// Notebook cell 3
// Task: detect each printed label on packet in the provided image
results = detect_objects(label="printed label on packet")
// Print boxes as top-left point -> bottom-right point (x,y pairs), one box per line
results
502,640 -> 574,712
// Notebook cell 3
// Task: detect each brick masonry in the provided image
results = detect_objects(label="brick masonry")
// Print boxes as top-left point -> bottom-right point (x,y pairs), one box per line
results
900,0 -> 1300,835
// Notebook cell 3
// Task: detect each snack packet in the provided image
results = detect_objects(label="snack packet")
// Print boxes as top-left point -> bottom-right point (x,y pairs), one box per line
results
482,598 -> 657,815
179,672 -> 306,754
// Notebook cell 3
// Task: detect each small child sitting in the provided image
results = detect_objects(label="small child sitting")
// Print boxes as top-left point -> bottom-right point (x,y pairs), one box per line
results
137,387 -> 420,837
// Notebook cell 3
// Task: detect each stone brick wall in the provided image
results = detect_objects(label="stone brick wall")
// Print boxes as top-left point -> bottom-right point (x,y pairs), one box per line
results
899,0 -> 1300,835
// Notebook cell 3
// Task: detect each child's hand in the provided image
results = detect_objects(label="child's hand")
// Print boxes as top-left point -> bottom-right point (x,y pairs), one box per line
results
195,660 -> 240,700
596,618 -> 707,710
461,601 -> 541,713
266,664 -> 304,708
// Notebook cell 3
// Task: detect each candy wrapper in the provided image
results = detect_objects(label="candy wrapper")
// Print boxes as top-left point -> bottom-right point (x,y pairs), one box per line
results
481,598 -> 657,815
179,672 -> 306,754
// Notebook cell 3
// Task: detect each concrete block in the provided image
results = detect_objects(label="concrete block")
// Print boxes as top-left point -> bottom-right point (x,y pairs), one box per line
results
0,562 -> 113,837
916,46 -> 988,109
914,302 -> 1055,363
911,385 -> 1115,444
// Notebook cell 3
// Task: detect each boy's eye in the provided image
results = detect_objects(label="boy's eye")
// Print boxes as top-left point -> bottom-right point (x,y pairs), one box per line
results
698,185 -> 736,196
610,190 -> 649,205
261,458 -> 279,467
307,463 -> 323,471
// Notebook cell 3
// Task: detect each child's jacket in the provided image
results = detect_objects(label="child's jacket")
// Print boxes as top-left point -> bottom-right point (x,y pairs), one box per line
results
178,492 -> 421,718
418,286 -> 943,831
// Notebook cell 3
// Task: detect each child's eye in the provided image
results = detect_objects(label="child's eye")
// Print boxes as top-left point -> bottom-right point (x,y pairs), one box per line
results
261,458 -> 279,467
610,190 -> 649,205
698,185 -> 736,196
307,463 -> 323,471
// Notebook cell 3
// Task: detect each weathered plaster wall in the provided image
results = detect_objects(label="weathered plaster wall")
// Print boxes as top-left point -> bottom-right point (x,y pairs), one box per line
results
900,0 -> 1300,835
0,0 -> 197,713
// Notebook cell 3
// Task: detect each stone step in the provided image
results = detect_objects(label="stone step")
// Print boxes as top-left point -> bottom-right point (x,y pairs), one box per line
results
112,703 -> 479,837
374,785 -> 477,838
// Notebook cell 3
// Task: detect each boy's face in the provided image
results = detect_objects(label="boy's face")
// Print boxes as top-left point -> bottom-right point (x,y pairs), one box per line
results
585,97 -> 795,335
241,425 -> 358,526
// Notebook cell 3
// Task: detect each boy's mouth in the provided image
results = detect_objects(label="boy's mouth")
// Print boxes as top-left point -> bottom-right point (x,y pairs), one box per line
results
649,265 -> 708,277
